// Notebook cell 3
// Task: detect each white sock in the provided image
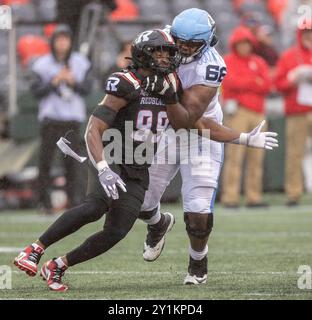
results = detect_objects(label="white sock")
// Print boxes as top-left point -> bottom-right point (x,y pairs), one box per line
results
143,207 -> 161,225
32,243 -> 44,252
189,245 -> 208,261
55,257 -> 67,268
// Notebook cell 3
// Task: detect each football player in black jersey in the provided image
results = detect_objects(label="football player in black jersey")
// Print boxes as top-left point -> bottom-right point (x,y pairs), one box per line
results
13,29 -> 181,292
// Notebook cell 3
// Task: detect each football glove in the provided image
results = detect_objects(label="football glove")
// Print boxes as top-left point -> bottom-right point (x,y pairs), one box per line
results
239,120 -> 279,150
97,161 -> 127,200
142,73 -> 179,104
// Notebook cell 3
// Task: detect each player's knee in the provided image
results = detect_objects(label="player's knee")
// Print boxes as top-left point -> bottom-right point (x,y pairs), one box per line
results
184,213 -> 213,239
81,198 -> 105,222
103,225 -> 129,245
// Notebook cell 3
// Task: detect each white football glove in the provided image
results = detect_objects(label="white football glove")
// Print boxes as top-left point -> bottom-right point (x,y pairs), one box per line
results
239,120 -> 279,150
97,160 -> 127,200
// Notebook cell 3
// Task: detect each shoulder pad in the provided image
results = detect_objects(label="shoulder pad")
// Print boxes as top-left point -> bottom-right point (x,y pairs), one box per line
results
105,71 -> 141,100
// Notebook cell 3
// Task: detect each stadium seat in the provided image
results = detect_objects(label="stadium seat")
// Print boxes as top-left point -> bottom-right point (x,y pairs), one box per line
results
239,1 -> 268,15
216,12 -> 240,32
34,0 -> 57,22
10,2 -> 36,22
112,24 -> 143,42
109,0 -> 139,21
1,0 -> 30,5
203,0 -> 234,15
17,35 -> 50,67
16,25 -> 43,39
170,0 -> 203,15
136,0 -> 171,22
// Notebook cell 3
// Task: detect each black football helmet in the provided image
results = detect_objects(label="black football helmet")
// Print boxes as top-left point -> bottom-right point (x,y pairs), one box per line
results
131,29 -> 181,75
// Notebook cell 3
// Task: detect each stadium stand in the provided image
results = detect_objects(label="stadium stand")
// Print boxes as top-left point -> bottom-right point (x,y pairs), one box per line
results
1,0 -> 310,208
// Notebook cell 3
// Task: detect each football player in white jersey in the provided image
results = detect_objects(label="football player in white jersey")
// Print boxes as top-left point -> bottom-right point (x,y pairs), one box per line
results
138,8 -> 278,285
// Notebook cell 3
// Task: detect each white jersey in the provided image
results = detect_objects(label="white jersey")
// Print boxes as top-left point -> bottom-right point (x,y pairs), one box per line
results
177,47 -> 227,124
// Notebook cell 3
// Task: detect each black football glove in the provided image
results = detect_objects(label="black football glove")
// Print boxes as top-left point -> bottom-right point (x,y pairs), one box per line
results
142,74 -> 179,105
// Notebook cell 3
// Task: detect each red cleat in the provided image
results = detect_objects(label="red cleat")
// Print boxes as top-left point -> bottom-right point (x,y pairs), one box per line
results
14,244 -> 44,277
40,259 -> 68,292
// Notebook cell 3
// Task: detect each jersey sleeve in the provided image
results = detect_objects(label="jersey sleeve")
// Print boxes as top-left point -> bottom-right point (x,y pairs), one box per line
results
181,49 -> 227,89
104,72 -> 139,101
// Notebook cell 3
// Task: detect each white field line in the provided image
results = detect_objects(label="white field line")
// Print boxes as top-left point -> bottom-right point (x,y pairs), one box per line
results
9,270 -> 297,276
0,247 -> 310,257
0,246 -> 310,256
1,231 -> 312,239
242,293 -> 306,297
0,204 -> 312,223
0,247 -> 23,253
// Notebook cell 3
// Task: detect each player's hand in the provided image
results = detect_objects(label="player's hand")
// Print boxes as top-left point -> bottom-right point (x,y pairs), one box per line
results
97,161 -> 127,200
142,75 -> 167,93
142,73 -> 179,104
288,65 -> 312,84
240,120 -> 279,150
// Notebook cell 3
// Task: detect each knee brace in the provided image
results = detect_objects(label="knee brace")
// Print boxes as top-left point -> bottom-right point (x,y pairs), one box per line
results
184,213 -> 213,239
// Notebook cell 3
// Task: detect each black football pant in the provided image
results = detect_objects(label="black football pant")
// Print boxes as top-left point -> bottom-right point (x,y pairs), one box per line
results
39,163 -> 149,266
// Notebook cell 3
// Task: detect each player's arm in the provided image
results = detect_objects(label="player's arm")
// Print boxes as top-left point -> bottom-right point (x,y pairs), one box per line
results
85,94 -> 126,165
195,117 -> 240,142
166,83 -> 217,130
195,117 -> 279,150
142,74 -> 216,129
85,92 -> 128,199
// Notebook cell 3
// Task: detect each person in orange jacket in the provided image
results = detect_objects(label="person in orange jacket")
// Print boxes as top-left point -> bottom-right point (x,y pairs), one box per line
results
221,26 -> 271,208
275,20 -> 312,206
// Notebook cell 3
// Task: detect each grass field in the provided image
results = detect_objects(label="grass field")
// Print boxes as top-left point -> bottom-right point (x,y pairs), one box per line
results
0,196 -> 312,300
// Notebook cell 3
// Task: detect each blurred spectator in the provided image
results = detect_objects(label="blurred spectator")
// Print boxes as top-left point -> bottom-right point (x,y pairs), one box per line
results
275,20 -> 312,206
103,40 -> 132,81
109,0 -> 139,21
255,25 -> 279,71
17,35 -> 50,67
221,26 -> 271,208
240,11 -> 262,36
30,25 -> 92,214
57,0 -> 117,38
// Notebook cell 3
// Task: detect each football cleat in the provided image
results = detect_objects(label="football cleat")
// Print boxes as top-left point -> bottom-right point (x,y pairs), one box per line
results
143,212 -> 175,262
40,259 -> 68,292
183,256 -> 208,285
13,244 -> 44,277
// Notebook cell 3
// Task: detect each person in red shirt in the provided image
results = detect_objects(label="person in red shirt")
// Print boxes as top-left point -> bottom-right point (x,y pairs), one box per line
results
275,20 -> 312,206
221,26 -> 271,208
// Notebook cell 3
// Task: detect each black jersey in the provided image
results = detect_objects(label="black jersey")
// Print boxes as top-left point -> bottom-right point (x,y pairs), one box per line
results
102,67 -> 179,168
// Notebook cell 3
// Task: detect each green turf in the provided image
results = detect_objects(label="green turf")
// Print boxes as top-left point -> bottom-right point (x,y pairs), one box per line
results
0,200 -> 312,300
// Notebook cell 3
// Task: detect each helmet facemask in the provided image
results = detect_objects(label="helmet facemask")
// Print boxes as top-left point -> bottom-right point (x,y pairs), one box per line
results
172,36 -> 207,64
138,44 -> 181,75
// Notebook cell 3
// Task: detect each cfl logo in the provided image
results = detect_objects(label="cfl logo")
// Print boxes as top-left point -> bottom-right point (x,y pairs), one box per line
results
0,5 -> 12,30
297,265 -> 312,290
0,265 -> 12,290
298,5 -> 312,29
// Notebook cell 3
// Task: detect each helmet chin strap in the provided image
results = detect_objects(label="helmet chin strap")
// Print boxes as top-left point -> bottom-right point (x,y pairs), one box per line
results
181,43 -> 207,64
